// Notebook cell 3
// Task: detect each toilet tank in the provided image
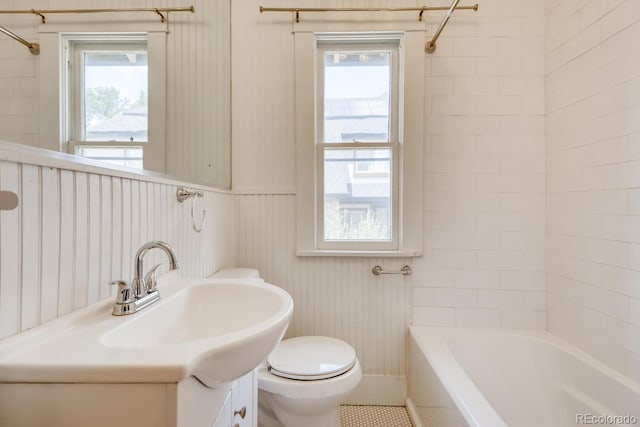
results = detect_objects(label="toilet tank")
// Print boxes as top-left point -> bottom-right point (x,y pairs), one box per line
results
211,268 -> 262,280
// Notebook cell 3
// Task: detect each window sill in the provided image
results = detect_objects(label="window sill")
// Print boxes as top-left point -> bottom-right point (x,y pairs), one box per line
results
296,249 -> 422,258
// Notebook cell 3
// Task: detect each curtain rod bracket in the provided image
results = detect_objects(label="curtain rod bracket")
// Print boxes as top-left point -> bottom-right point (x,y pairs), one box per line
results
154,8 -> 165,23
0,25 -> 39,55
31,9 -> 45,23
425,1 -> 478,54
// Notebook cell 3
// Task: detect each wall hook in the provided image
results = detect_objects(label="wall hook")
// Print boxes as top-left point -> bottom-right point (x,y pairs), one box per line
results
31,9 -> 46,23
0,191 -> 19,211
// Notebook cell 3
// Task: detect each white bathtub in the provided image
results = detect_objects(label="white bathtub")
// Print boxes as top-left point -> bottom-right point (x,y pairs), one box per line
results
407,326 -> 640,427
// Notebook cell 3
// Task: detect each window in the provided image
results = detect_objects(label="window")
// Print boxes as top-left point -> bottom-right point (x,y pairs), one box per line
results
318,41 -> 399,249
63,36 -> 148,169
295,30 -> 424,256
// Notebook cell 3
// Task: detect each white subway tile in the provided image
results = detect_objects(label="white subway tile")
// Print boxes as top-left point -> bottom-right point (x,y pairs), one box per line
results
454,153 -> 500,173
477,95 -> 523,115
452,37 -> 498,57
477,17 -> 523,37
498,37 -> 544,57
413,287 -> 434,306
432,249 -> 477,269
455,269 -> 501,289
453,76 -> 499,96
478,289 -> 525,309
582,284 -> 629,322
602,266 -> 640,300
500,232 -> 546,251
476,57 -> 522,76
525,291 -> 547,311
477,212 -> 522,232
431,96 -> 477,115
501,310 -> 546,330
478,250 -> 523,270
455,308 -> 501,327
431,57 -> 477,77
501,270 -> 545,291
413,306 -> 455,327
433,288 -> 478,308
631,298 -> 640,326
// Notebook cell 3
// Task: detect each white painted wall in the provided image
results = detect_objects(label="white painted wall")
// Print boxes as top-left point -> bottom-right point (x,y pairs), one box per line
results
545,0 -> 640,382
0,141 -> 234,340
0,0 -> 230,188
232,0 -> 546,383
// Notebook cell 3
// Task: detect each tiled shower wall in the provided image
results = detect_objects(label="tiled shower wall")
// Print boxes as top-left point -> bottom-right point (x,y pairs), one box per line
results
0,148 -> 234,340
545,0 -> 640,381
415,0 -> 546,329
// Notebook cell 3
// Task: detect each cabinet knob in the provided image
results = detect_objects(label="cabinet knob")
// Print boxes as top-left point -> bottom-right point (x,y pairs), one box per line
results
233,406 -> 247,419
233,424 -> 240,427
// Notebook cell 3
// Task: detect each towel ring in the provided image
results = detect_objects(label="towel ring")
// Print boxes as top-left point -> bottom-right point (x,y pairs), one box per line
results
190,194 -> 206,232
176,186 -> 206,233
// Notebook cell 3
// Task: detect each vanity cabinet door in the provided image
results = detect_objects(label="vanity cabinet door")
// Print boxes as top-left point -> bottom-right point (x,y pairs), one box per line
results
231,369 -> 257,427
211,392 -> 232,427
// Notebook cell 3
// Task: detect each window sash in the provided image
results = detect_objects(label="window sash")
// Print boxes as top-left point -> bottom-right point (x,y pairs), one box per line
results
65,37 -> 148,156
294,30 -> 424,257
316,39 -> 400,250
317,142 -> 399,250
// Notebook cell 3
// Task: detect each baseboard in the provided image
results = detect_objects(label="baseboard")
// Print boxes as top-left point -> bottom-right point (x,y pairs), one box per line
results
343,375 -> 406,406
405,397 -> 424,427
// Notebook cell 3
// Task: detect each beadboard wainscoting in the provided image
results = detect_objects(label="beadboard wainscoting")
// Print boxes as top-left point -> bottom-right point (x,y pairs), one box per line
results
234,194 -> 411,404
0,145 -> 234,340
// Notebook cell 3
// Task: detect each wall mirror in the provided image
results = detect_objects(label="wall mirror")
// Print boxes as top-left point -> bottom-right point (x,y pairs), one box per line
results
0,0 -> 231,189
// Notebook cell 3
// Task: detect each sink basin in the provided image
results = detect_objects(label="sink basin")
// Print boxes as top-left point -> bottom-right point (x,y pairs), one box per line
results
103,282 -> 288,348
0,273 -> 293,387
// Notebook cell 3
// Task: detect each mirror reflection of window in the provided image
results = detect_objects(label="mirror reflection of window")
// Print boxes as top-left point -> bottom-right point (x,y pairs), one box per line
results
65,37 -> 148,169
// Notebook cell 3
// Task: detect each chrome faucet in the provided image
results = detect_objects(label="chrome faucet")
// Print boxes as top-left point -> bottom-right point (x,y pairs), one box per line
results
110,240 -> 181,316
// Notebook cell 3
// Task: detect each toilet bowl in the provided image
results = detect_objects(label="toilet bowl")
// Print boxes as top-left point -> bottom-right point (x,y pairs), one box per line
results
258,336 -> 362,427
212,269 -> 362,427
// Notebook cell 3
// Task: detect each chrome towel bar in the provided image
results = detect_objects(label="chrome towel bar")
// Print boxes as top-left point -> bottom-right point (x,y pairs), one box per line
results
372,265 -> 412,276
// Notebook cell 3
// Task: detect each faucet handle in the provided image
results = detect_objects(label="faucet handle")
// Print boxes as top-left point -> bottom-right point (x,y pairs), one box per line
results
144,264 -> 163,293
110,280 -> 134,304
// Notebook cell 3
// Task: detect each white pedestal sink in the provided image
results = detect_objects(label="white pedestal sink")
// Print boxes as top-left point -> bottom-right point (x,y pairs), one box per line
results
0,272 -> 293,387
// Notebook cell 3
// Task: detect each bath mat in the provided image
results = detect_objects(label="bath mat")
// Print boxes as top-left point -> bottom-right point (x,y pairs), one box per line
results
340,405 -> 413,427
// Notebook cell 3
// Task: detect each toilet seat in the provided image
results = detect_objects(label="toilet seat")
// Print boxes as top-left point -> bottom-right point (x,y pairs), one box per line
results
267,336 -> 357,381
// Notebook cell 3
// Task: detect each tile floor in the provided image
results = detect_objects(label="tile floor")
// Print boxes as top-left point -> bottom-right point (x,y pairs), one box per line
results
340,405 -> 413,427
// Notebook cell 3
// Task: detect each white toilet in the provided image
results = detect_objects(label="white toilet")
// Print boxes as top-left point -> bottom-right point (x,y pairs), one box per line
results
212,268 -> 362,427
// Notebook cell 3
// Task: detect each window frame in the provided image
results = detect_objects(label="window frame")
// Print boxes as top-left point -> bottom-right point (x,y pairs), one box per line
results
63,35 -> 148,168
39,23 -> 167,174
295,30 -> 424,257
316,40 -> 400,251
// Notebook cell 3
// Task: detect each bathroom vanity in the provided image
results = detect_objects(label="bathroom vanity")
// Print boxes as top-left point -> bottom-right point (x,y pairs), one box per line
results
0,274 -> 292,427
0,370 -> 255,427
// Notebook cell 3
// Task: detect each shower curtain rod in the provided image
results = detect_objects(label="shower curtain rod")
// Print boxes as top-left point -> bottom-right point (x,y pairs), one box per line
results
0,7 -> 194,23
0,24 -> 39,55
259,2 -> 479,53
0,6 -> 194,55
259,4 -> 478,20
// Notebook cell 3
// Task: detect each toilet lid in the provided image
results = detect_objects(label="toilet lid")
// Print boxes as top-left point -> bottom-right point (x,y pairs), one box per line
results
267,336 -> 357,381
